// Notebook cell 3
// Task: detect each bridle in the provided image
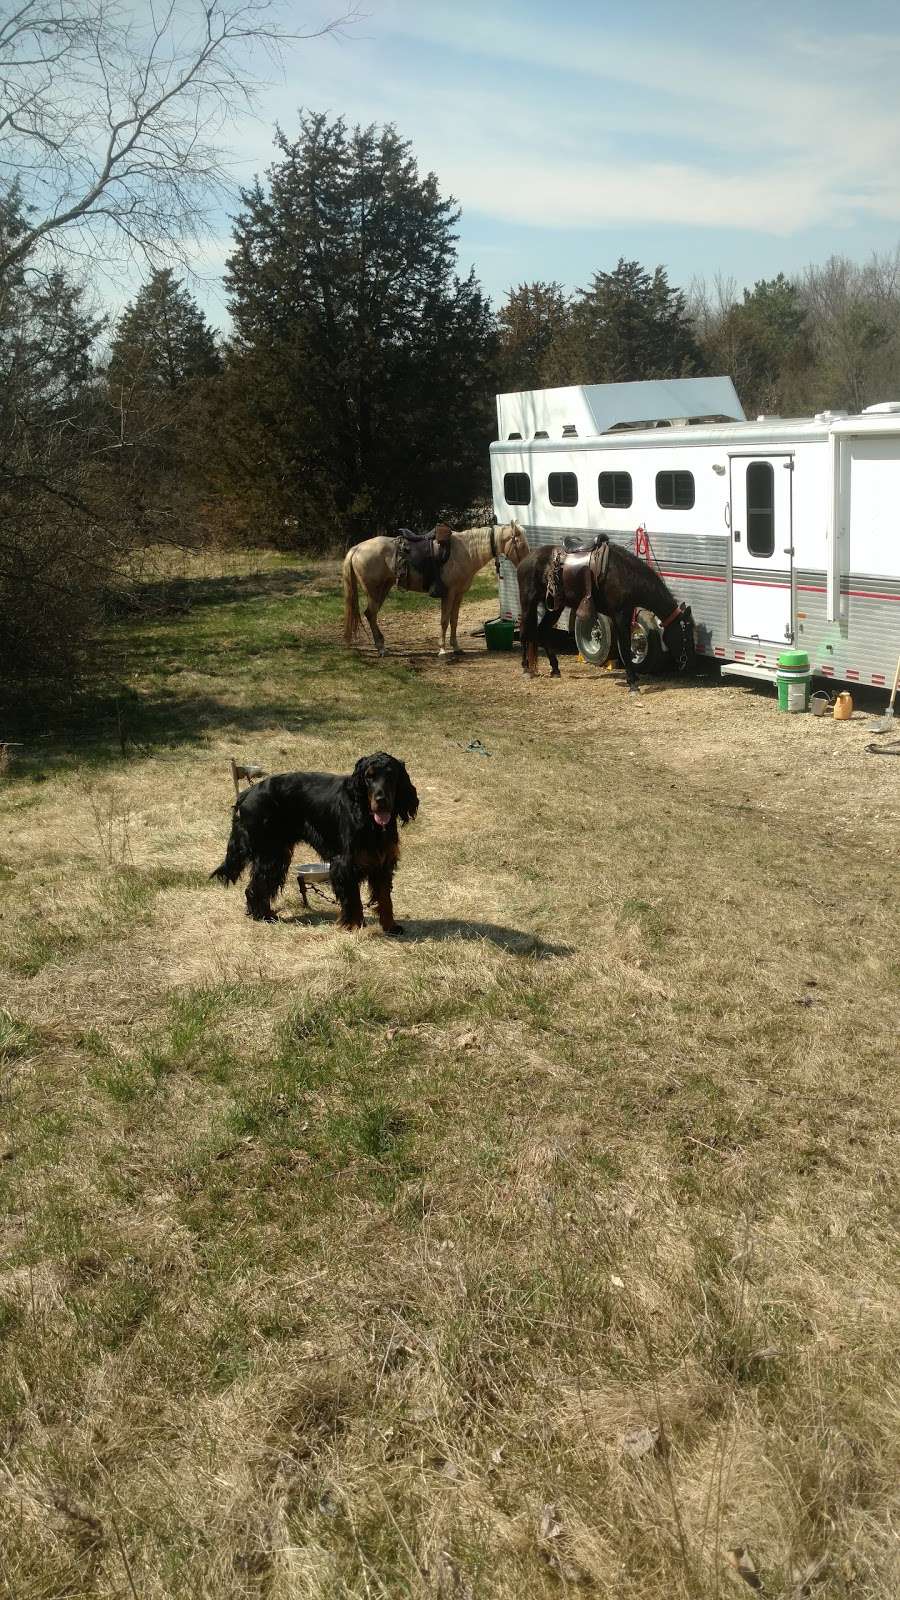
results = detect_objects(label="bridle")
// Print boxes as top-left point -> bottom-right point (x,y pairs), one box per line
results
489,520 -> 525,574
659,603 -> 692,670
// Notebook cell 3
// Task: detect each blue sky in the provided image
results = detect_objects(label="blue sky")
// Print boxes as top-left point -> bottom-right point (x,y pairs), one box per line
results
188,0 -> 900,327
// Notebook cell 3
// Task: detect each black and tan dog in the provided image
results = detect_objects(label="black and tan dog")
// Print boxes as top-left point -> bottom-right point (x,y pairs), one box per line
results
211,753 -> 419,933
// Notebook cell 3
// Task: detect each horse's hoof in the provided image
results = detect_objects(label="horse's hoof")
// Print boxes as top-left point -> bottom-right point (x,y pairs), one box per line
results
438,647 -> 447,657
628,683 -> 640,694
384,923 -> 405,938
550,669 -> 561,679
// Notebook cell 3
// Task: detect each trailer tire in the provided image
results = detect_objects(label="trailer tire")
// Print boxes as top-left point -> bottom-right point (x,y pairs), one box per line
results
571,608 -> 613,667
630,613 -> 665,674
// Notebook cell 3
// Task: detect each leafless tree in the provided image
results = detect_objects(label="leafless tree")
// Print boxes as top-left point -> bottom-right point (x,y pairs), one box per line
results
0,0 -> 358,277
801,251 -> 900,412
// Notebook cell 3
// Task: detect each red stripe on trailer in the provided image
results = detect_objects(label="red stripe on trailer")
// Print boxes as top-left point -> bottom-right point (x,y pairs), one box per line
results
714,646 -> 725,657
846,669 -> 860,680
872,673 -> 886,684
798,584 -> 900,602
659,570 -> 726,584
819,666 -> 834,676
734,649 -> 746,659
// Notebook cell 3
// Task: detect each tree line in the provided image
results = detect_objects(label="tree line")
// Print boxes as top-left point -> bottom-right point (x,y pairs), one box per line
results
4,95 -> 900,693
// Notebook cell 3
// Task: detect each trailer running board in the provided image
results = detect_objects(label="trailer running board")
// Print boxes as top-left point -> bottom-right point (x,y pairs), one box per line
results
720,661 -> 778,685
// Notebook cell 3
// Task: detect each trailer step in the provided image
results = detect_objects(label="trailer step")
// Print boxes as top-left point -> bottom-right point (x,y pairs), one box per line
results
721,661 -> 778,685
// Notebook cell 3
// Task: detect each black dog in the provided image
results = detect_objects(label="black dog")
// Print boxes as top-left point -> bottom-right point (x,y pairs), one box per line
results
210,752 -> 419,933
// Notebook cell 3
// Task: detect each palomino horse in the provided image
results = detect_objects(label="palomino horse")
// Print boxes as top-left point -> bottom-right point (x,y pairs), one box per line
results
518,540 -> 695,691
343,521 -> 529,657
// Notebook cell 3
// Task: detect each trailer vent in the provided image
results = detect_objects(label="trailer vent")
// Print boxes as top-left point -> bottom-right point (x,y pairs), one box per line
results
507,431 -> 522,440
562,424 -> 578,437
862,401 -> 900,414
534,430 -> 549,439
607,418 -> 672,433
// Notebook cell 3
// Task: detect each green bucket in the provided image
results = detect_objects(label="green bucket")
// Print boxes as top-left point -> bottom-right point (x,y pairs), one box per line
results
484,617 -> 515,652
776,649 -> 811,713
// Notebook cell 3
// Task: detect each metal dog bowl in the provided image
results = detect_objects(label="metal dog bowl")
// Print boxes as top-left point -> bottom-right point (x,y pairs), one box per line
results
295,861 -> 331,880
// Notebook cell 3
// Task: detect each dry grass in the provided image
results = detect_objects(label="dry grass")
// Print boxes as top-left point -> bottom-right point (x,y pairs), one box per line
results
1,550 -> 898,1598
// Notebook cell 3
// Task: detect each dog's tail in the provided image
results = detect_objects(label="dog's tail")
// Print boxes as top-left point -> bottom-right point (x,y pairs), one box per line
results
342,549 -> 362,644
210,806 -> 252,885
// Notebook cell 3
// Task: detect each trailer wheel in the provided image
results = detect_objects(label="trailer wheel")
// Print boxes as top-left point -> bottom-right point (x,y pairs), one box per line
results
571,608 -> 613,667
630,613 -> 665,674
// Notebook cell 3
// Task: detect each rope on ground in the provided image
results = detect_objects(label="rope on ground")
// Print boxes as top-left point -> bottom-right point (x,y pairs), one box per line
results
865,738 -> 900,756
454,738 -> 492,757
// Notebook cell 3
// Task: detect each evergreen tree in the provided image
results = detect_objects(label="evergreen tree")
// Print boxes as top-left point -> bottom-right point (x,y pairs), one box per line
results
0,185 -> 110,686
107,269 -> 221,394
698,274 -> 812,415
496,281 -> 571,392
105,270 -> 222,540
557,259 -> 704,385
224,114 -> 496,543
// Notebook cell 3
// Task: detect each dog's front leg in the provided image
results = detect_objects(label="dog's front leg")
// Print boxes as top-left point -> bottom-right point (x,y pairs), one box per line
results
331,856 -> 364,930
368,865 -> 402,936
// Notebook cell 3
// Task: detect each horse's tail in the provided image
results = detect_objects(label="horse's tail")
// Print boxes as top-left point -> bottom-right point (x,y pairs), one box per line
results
342,549 -> 362,644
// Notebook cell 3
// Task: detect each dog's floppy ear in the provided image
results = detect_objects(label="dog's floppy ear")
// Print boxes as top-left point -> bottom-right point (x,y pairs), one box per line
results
351,756 -> 369,802
395,760 -> 419,825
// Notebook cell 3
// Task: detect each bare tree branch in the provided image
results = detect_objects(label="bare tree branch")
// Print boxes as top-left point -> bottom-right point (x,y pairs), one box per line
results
0,0 -> 360,275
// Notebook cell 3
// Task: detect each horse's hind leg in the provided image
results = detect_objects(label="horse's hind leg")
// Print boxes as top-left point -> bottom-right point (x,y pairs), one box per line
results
538,607 -> 563,677
520,601 -> 539,674
365,579 -> 392,657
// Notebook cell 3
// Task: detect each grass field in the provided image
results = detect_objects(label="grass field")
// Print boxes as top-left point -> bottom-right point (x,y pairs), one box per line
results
1,549 -> 898,1599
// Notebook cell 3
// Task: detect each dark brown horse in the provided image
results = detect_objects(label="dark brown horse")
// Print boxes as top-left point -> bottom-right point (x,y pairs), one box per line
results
518,540 -> 695,691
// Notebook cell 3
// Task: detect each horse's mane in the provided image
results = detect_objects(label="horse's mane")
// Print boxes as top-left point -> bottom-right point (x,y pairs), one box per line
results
609,542 -> 677,614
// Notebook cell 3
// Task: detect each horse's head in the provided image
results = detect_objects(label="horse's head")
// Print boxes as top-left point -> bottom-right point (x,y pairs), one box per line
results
498,520 -> 529,567
661,604 -> 696,673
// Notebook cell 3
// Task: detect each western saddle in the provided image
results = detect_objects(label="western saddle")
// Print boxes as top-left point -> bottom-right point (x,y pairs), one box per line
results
546,535 -> 610,621
394,523 -> 453,597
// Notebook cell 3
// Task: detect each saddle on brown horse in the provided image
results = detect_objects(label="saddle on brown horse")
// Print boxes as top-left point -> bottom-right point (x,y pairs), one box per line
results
545,535 -> 610,623
394,523 -> 453,597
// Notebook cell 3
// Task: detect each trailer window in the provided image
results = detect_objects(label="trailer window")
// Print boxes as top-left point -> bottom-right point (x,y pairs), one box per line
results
598,470 -> 633,508
548,471 -> 578,507
656,470 -> 695,510
503,472 -> 531,506
746,462 -> 775,556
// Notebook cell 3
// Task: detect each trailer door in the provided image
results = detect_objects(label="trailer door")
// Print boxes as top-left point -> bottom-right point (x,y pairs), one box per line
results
729,455 -> 793,645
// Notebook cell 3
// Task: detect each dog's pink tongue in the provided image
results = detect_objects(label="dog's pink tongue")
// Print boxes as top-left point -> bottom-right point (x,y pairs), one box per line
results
373,808 -> 391,827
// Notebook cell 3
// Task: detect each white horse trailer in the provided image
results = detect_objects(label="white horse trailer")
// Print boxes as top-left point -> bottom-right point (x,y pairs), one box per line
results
490,377 -> 900,688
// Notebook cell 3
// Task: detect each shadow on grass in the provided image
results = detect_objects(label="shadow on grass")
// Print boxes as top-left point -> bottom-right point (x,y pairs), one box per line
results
7,688 -> 361,769
226,904 -> 571,957
109,565 -> 329,617
387,918 -> 572,957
